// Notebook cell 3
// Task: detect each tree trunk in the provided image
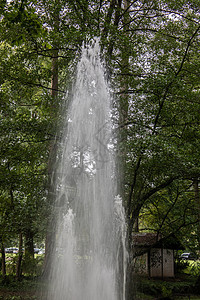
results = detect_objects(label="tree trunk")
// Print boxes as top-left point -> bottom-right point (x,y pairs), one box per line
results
117,0 -> 130,197
16,232 -> 23,280
25,229 -> 34,259
192,179 -> 200,293
134,217 -> 139,232
1,242 -> 6,278
43,6 -> 60,278
51,49 -> 58,98
193,178 -> 200,252
119,2 -> 136,300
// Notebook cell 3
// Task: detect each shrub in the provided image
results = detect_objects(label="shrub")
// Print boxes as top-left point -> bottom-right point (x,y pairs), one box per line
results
161,284 -> 172,299
175,259 -> 189,273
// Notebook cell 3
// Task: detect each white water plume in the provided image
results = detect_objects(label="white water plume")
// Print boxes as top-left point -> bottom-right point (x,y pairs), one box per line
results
46,41 -> 127,300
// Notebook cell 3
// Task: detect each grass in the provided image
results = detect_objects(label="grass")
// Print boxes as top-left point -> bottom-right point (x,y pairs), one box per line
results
1,257 -> 200,299
0,274 -> 199,300
0,276 -> 40,300
0,254 -> 45,300
133,258 -> 200,299
174,297 -> 200,299
135,294 -> 200,300
135,271 -> 200,300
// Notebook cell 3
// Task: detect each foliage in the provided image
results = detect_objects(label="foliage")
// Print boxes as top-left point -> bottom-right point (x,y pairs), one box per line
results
0,0 -> 200,285
22,255 -> 44,277
182,260 -> 200,277
138,276 -> 196,298
0,274 -> 39,300
175,259 -> 190,273
110,0 -> 200,254
0,254 -> 44,277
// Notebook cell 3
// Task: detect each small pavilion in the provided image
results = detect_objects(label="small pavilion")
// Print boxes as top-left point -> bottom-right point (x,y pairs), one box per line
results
132,233 -> 184,278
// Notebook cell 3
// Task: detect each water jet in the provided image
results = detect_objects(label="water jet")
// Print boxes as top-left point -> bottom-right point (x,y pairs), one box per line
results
47,41 -> 127,300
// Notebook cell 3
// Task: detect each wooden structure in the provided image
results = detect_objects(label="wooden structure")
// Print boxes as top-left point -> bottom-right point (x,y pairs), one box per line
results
132,233 -> 184,278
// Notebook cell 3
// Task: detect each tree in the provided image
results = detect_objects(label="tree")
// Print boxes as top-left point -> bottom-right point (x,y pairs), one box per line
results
0,1 -> 200,290
0,1 -> 52,276
113,0 -> 200,238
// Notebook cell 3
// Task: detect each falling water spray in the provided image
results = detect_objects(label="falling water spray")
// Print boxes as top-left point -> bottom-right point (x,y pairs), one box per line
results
46,41 -> 128,300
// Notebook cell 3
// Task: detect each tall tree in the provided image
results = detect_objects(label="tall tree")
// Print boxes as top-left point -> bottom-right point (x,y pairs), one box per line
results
1,0 -> 200,285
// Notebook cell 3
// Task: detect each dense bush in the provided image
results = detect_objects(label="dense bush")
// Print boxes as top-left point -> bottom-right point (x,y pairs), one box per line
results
138,277 -> 196,299
3,254 -> 44,277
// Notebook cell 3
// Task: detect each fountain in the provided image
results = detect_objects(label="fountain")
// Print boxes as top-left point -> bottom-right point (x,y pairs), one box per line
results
46,41 -> 127,300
